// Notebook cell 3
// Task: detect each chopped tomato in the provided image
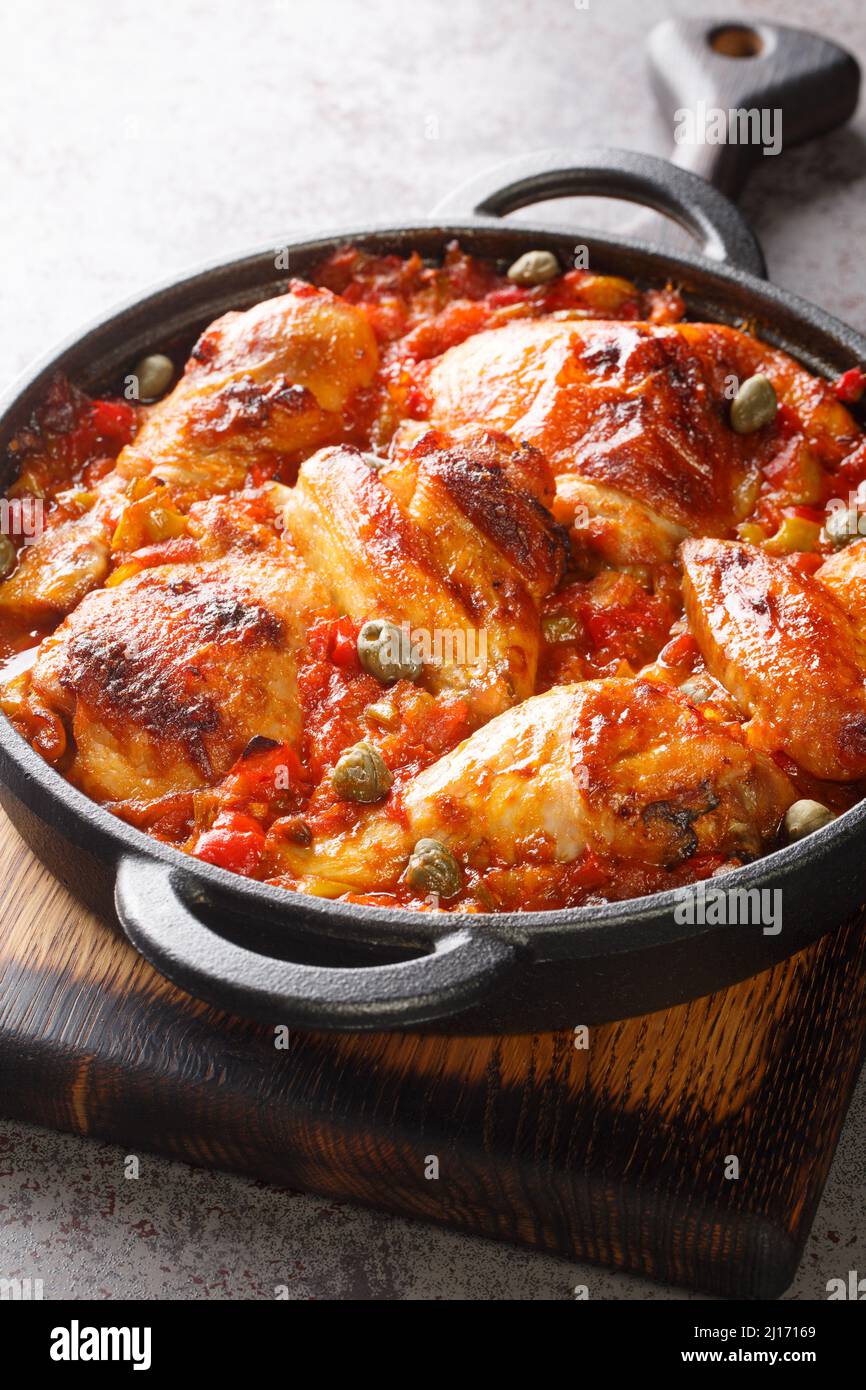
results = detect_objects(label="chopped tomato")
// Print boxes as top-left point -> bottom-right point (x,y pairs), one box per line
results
297,616 -> 382,777
398,299 -> 492,360
836,439 -> 866,488
568,849 -> 608,891
221,740 -> 307,801
658,632 -> 699,668
306,614 -> 360,669
194,811 -> 265,875
833,367 -> 866,404
541,573 -> 677,682
88,398 -> 138,448
247,459 -> 278,487
788,551 -> 823,576
485,285 -> 530,309
785,504 -> 825,525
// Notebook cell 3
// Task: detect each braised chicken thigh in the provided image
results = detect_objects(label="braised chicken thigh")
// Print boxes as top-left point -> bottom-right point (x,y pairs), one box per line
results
416,318 -> 855,569
117,282 -> 379,492
683,539 -> 866,780
26,544 -> 330,801
281,430 -> 565,719
276,679 -> 795,896
0,284 -> 378,623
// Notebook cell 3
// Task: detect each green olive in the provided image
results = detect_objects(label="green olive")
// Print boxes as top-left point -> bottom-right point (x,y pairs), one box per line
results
357,618 -> 422,683
730,374 -> 777,434
0,535 -> 15,580
784,799 -> 836,842
405,837 -> 461,898
824,507 -> 863,550
506,250 -> 559,286
133,353 -> 175,402
331,741 -> 393,803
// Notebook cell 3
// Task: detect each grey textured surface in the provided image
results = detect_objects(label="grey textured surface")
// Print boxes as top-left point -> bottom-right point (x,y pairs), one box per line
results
0,0 -> 864,1300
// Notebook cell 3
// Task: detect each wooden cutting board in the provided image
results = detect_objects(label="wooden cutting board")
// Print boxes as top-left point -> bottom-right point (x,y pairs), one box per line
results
0,808 -> 864,1299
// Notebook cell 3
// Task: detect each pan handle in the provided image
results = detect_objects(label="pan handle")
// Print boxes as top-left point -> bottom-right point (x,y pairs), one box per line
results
648,18 -> 860,198
115,856 -> 518,1030
431,146 -> 766,278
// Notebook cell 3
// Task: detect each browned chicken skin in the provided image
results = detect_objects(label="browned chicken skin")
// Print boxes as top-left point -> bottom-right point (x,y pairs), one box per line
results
817,537 -> 866,622
682,539 -> 866,781
9,428 -> 566,802
281,430 -> 565,719
118,281 -> 379,491
28,544 -> 330,800
416,318 -> 856,568
0,284 -> 379,623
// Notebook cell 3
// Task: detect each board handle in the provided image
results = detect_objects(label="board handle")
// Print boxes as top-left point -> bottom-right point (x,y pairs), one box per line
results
648,17 -> 860,196
431,146 -> 766,277
114,856 -> 518,1030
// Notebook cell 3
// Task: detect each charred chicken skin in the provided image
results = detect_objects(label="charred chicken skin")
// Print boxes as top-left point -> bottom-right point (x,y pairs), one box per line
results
0,244 -> 863,913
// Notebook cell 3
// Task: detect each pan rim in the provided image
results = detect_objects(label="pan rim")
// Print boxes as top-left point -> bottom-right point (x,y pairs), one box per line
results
2,214 -> 865,960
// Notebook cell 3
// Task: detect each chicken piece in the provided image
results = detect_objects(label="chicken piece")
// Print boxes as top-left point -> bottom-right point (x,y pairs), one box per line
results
385,421 -> 558,513
416,319 -> 756,562
415,318 -> 857,567
675,322 -> 857,463
115,282 -> 378,491
281,432 -> 565,719
0,284 -> 378,615
553,473 -> 686,569
274,679 -> 794,893
817,538 -> 866,625
18,545 -> 330,800
0,517 -> 109,619
682,538 -> 866,780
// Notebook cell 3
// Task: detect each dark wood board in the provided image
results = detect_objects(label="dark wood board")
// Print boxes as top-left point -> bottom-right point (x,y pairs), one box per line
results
0,811 -> 864,1299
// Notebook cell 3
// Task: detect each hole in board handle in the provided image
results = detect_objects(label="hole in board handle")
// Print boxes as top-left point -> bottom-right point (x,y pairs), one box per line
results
709,25 -> 764,59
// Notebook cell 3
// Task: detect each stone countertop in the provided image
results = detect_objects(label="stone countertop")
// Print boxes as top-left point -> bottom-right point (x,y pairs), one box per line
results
0,0 -> 864,1299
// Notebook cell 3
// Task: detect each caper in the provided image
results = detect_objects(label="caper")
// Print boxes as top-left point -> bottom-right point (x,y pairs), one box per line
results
357,618 -> 422,683
405,837 -> 462,898
506,250 -> 559,286
823,507 -> 863,550
542,613 -> 579,644
0,535 -> 15,580
679,678 -> 711,704
730,374 -> 777,434
784,799 -> 836,842
331,741 -> 393,803
133,353 -> 175,402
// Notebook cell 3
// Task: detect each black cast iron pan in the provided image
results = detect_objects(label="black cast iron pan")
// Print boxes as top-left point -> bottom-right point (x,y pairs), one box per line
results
0,18 -> 863,1032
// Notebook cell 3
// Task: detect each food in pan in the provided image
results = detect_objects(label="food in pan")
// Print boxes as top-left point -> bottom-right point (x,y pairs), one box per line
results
1,244 -> 865,913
